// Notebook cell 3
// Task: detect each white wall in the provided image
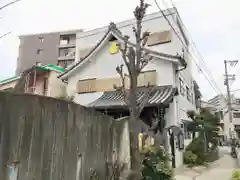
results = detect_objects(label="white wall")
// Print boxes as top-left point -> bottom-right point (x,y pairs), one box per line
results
47,71 -> 66,98
76,11 -> 185,63
68,44 -> 175,105
73,8 -> 196,118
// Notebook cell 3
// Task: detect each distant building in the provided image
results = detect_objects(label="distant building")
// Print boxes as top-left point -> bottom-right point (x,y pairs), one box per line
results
0,76 -> 20,91
16,29 -> 83,75
207,94 -> 240,139
1,64 -> 66,98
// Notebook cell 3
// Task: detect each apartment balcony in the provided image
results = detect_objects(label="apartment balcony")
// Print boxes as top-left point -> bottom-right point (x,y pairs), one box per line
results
58,40 -> 76,48
58,55 -> 75,61
58,51 -> 75,61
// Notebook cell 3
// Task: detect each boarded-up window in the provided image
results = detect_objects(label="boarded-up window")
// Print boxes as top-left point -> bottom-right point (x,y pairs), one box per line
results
138,70 -> 157,86
147,30 -> 171,46
77,78 -> 96,93
77,71 -> 156,93
95,78 -> 122,91
143,70 -> 157,86
79,48 -> 93,59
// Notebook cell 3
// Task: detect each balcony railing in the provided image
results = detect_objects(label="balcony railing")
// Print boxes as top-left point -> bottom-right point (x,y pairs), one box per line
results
25,86 -> 36,94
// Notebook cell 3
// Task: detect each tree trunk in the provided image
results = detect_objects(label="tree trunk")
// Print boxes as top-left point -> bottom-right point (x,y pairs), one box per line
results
127,72 -> 142,180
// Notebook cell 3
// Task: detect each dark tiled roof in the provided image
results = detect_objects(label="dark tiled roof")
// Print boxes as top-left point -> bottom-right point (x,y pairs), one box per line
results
86,85 -> 177,109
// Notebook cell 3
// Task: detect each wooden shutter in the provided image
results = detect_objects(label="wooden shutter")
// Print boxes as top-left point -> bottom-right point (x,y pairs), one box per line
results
95,77 -> 122,91
144,70 -> 157,86
77,78 -> 96,93
147,30 -> 171,46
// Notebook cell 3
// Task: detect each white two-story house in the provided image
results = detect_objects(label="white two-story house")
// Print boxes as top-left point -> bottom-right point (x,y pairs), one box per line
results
58,8 -> 196,168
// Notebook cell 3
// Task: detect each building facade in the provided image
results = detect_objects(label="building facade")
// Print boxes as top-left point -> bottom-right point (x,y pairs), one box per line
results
0,76 -> 20,91
58,8 -> 197,168
1,64 -> 66,98
16,29 -> 83,75
206,94 -> 240,139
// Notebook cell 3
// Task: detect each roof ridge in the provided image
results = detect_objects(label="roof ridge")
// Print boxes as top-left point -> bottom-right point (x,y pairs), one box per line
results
58,22 -> 184,79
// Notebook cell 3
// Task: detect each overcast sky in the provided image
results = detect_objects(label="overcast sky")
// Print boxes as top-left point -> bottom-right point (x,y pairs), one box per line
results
0,0 -> 239,100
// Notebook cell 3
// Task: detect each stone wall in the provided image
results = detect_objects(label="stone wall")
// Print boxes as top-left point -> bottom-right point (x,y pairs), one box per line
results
0,91 -> 130,180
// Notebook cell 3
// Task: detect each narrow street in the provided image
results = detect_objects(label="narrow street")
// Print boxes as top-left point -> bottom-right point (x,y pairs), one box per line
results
175,147 -> 240,180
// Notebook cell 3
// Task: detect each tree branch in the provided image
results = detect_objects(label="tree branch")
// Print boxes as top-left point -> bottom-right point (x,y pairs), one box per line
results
117,36 -> 132,75
114,64 -> 130,106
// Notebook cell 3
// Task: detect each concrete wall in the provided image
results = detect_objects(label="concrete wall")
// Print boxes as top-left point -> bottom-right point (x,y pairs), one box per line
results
47,71 -> 66,98
0,92 -> 129,180
17,32 -> 60,75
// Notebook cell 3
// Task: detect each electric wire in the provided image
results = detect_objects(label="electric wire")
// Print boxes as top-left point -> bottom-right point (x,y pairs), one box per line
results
153,0 -> 224,97
167,0 -> 227,96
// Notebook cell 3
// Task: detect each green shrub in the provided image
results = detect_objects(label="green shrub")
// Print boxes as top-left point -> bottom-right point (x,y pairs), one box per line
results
185,138 -> 206,165
183,151 -> 198,167
232,170 -> 240,180
141,145 -> 173,180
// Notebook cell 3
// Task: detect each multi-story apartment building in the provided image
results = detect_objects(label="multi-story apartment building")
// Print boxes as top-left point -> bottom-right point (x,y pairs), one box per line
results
207,94 -> 240,139
16,29 -> 83,75
58,8 -> 197,168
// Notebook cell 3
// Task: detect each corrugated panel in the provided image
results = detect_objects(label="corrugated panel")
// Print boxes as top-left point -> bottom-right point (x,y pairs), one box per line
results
77,78 -> 96,93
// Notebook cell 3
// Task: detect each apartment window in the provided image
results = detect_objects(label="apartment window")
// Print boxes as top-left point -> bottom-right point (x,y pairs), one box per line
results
59,48 -> 75,57
186,86 -> 191,101
57,59 -> 74,68
43,77 -> 48,95
60,35 -> 70,45
179,78 -> 185,96
38,36 -> 44,42
36,49 -> 43,55
236,99 -> 240,105
233,112 -> 240,118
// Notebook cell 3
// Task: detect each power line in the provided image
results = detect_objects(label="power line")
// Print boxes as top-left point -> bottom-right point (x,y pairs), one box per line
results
153,0 -> 224,96
0,31 -> 11,40
156,0 -> 222,95
0,0 -> 22,11
167,0 -> 224,95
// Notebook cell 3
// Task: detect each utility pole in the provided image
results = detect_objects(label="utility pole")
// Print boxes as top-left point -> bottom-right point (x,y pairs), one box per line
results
224,60 -> 238,139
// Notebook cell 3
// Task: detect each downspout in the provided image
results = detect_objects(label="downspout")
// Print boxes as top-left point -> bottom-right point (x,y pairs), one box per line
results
174,56 -> 187,126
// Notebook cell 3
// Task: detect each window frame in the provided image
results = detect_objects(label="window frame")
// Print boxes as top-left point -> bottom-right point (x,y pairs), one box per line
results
38,36 -> 44,42
186,86 -> 191,101
179,78 -> 185,96
36,49 -> 43,55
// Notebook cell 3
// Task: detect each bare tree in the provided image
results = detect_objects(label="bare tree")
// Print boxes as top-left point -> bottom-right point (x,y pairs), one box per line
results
114,0 -> 154,179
